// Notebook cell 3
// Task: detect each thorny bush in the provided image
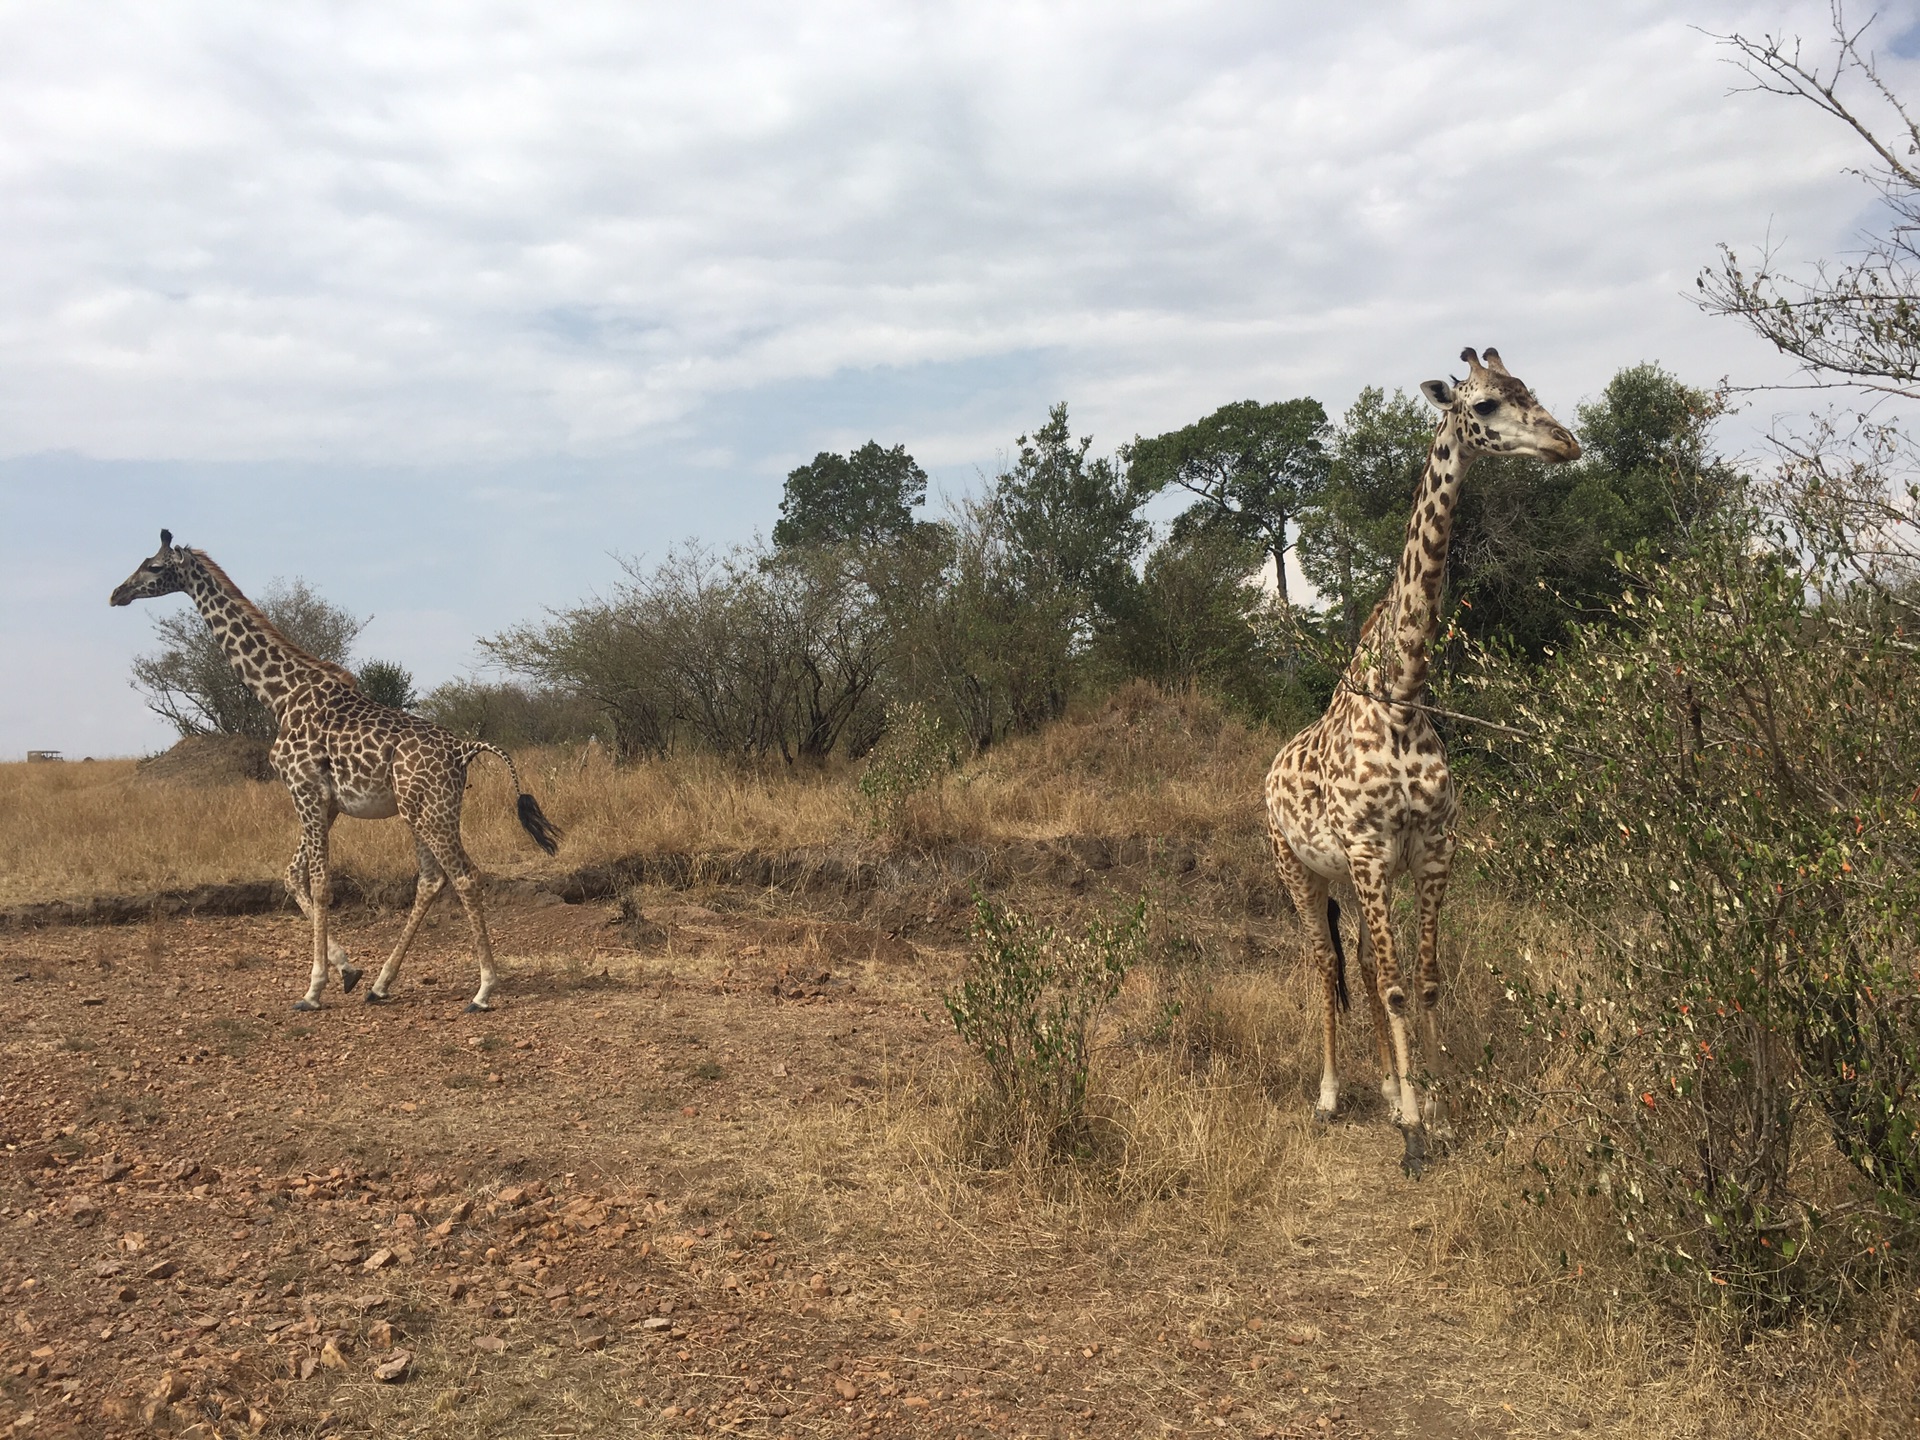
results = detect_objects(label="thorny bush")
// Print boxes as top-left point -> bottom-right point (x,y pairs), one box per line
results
1458,496 -> 1920,1325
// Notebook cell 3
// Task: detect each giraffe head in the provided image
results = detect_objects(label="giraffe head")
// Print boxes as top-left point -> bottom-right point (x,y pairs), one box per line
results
109,530 -> 188,607
1419,347 -> 1580,463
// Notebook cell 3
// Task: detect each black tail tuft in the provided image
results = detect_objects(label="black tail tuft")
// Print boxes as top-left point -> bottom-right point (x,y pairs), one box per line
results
517,792 -> 562,856
1327,896 -> 1350,1012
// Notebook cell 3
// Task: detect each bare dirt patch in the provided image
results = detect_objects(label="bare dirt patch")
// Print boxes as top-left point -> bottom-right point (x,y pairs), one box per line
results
0,887 -> 1585,1440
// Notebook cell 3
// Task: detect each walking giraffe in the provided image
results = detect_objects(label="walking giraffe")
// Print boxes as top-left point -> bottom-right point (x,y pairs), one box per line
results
111,532 -> 561,1012
1265,348 -> 1579,1175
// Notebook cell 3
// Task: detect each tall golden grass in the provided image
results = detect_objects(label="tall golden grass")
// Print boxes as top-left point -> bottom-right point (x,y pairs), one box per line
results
0,682 -> 1275,909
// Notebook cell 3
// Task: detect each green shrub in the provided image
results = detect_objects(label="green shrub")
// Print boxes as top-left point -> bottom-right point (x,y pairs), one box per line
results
855,701 -> 955,835
1460,511 -> 1920,1323
944,893 -> 1146,1160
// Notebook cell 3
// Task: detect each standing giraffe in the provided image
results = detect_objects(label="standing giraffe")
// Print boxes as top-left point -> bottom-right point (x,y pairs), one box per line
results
111,533 -> 561,1012
1265,348 -> 1579,1175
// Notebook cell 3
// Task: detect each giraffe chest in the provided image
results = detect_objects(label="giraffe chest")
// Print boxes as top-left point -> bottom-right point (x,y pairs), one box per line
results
1266,725 -> 1456,881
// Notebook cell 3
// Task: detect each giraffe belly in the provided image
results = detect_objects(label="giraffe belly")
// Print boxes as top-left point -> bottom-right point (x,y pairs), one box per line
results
1276,822 -> 1352,883
334,783 -> 399,820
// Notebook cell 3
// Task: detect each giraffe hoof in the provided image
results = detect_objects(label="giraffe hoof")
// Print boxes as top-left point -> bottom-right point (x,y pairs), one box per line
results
1421,983 -> 1440,1007
1400,1126 -> 1430,1179
1384,984 -> 1407,1016
340,966 -> 363,994
365,989 -> 390,1005
1313,1106 -> 1337,1126
292,999 -> 320,1013
464,1001 -> 492,1014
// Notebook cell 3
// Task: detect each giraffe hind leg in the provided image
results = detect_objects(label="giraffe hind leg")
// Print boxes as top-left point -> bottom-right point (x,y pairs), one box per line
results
412,828 -> 499,1013
366,839 -> 447,1004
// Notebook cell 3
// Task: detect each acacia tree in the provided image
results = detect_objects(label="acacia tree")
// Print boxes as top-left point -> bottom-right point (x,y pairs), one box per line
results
772,441 -> 928,550
1125,397 -> 1330,606
1699,4 -> 1920,399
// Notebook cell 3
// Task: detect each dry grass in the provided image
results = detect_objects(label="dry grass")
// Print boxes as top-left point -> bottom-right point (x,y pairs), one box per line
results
0,684 -> 1274,909
3,686 -> 1913,1436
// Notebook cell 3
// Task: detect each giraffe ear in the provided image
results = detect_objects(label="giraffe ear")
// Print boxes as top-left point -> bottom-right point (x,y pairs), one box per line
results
159,529 -> 173,550
1420,379 -> 1454,409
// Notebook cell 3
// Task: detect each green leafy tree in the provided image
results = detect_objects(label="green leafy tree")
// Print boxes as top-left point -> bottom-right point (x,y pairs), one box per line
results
356,659 -> 418,712
1126,398 -> 1331,606
996,402 -> 1148,637
1101,530 -> 1278,714
131,578 -> 364,739
1445,364 -> 1729,655
1297,387 -> 1431,644
772,441 -> 928,550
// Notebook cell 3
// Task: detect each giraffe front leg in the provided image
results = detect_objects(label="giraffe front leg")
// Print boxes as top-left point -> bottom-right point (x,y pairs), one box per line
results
1351,858 -> 1426,1176
1414,864 -> 1455,1149
285,832 -> 358,996
1349,902 -> 1399,1116
291,813 -> 337,1012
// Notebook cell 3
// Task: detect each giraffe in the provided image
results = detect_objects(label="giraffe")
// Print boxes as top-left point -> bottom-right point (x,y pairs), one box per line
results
1264,348 -> 1579,1176
111,532 -> 562,1013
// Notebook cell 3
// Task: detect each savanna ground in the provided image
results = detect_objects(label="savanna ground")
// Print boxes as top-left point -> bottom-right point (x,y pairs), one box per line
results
1,691 -> 1911,1438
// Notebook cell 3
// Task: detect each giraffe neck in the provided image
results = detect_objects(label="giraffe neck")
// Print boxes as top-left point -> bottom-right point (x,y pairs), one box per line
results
177,549 -> 352,720
1371,411 -> 1472,706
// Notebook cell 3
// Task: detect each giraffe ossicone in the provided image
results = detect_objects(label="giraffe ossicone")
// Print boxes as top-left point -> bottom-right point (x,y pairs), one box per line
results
111,532 -> 562,1014
1264,347 -> 1579,1177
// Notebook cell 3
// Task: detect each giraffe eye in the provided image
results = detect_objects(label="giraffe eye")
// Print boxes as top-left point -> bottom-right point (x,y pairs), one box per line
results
1472,399 -> 1500,417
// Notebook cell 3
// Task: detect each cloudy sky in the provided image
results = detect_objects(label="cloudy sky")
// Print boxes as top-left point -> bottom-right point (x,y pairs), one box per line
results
0,0 -> 1909,757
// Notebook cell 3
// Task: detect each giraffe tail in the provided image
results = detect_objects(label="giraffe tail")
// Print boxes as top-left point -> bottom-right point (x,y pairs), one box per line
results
461,741 -> 564,856
1326,896 -> 1350,1013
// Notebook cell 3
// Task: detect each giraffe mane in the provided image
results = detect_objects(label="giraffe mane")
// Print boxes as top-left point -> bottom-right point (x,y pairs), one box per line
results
188,549 -> 360,689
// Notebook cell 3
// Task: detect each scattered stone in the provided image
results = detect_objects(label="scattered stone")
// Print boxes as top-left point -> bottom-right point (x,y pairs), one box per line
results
373,1349 -> 412,1383
834,1378 -> 860,1401
368,1320 -> 393,1349
474,1336 -> 507,1354
143,1258 -> 179,1281
150,1371 -> 189,1405
642,1317 -> 673,1331
363,1247 -> 396,1272
65,1195 -> 101,1225
320,1338 -> 350,1372
100,1155 -> 131,1184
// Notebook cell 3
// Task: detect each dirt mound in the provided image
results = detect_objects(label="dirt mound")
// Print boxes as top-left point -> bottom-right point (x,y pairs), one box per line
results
134,733 -> 275,787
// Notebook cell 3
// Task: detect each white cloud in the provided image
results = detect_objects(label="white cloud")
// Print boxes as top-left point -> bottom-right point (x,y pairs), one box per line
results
0,0 -> 1911,753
